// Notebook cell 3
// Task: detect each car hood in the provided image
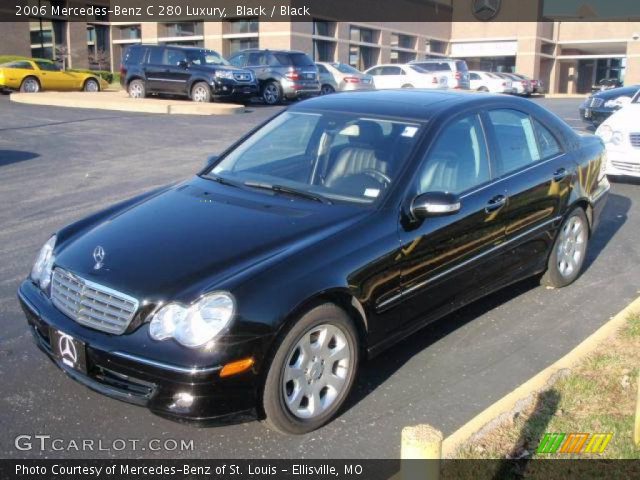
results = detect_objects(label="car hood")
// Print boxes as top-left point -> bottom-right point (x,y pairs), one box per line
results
55,177 -> 368,302
601,103 -> 640,129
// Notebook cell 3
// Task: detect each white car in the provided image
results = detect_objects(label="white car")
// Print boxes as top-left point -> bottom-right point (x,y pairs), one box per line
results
469,71 -> 513,93
495,72 -> 532,96
596,91 -> 640,177
364,64 -> 448,90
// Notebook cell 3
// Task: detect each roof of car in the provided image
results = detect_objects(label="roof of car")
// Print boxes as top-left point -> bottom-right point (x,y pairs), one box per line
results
593,84 -> 640,98
291,89 -> 532,121
231,49 -> 308,55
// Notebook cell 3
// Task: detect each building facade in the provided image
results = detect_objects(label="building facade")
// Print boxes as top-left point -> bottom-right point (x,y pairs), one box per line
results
1,7 -> 639,93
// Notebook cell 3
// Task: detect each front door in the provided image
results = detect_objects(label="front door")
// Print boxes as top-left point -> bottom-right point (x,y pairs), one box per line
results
387,113 -> 509,333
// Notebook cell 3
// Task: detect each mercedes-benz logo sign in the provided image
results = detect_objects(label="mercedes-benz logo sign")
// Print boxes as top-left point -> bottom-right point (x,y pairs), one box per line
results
58,333 -> 78,364
93,245 -> 105,270
472,0 -> 501,21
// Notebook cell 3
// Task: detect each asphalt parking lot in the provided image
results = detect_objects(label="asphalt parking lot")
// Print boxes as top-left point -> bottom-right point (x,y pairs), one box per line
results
1,94 -> 638,459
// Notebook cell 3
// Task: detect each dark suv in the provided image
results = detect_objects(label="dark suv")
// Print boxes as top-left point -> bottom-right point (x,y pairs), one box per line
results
120,44 -> 258,103
228,49 -> 320,105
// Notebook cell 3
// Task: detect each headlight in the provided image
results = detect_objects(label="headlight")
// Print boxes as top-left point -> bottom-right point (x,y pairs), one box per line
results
611,131 -> 624,145
604,98 -> 619,108
596,125 -> 613,143
214,70 -> 235,80
31,235 -> 56,291
149,292 -> 235,348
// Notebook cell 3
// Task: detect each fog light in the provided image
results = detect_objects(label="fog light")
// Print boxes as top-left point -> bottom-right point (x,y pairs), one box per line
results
220,357 -> 254,378
172,392 -> 194,409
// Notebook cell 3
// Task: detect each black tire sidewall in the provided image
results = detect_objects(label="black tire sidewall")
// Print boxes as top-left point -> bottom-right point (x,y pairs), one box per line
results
262,303 -> 359,434
544,208 -> 589,288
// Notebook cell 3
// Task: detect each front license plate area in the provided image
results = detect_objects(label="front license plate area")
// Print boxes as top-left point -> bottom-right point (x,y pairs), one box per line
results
584,108 -> 591,119
50,329 -> 87,374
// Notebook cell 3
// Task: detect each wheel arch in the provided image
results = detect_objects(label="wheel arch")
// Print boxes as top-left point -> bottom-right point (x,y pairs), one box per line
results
126,75 -> 144,88
83,76 -> 101,90
187,77 -> 212,98
21,75 -> 41,89
567,197 -> 593,235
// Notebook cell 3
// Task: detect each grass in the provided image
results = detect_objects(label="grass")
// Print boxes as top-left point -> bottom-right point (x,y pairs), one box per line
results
453,313 -> 640,461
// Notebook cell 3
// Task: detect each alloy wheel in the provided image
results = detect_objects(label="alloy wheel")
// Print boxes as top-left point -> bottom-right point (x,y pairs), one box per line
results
129,82 -> 143,98
557,215 -> 587,278
85,80 -> 99,92
263,84 -> 280,104
192,85 -> 209,102
283,323 -> 351,419
23,78 -> 39,93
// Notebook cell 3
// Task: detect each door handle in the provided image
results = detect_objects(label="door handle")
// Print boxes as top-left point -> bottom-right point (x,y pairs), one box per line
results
552,168 -> 568,182
485,194 -> 507,213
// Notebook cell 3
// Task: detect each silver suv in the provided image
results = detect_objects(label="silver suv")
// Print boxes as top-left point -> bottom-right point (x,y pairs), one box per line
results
228,49 -> 320,105
409,59 -> 470,90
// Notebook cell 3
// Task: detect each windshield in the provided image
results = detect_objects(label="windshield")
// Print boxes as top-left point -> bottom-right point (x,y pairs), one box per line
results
331,63 -> 361,74
186,49 -> 229,66
207,111 -> 422,204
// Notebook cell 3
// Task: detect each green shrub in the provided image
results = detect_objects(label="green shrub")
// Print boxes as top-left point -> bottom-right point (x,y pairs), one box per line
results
68,69 -> 113,83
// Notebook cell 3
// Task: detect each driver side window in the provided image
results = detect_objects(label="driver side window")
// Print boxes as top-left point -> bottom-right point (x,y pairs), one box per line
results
418,114 -> 490,195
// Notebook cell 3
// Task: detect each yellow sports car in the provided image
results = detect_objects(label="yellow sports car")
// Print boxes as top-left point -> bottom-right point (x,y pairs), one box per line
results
0,59 -> 108,93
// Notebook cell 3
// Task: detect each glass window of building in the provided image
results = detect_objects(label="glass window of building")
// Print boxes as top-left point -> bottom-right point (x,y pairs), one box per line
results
227,38 -> 259,55
314,39 -> 336,62
313,19 -> 336,37
350,26 -> 378,44
227,18 -> 259,35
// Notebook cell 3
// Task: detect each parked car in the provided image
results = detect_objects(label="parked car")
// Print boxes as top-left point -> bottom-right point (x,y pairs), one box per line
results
592,78 -> 623,93
409,58 -> 470,89
120,44 -> 258,103
510,73 -> 544,94
595,89 -> 640,178
364,64 -> 448,89
579,84 -> 640,127
495,72 -> 532,96
315,62 -> 375,94
0,59 -> 108,93
228,49 -> 320,105
19,90 -> 609,434
469,71 -> 513,94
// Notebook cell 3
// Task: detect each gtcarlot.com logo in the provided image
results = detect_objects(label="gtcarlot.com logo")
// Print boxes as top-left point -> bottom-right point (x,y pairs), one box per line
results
14,434 -> 194,452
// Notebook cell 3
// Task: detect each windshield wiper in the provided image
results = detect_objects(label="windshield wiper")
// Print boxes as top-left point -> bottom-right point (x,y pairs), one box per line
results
243,181 -> 332,204
203,173 -> 240,188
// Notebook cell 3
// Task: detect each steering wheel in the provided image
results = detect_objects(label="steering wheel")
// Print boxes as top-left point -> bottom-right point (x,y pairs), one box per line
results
361,169 -> 392,187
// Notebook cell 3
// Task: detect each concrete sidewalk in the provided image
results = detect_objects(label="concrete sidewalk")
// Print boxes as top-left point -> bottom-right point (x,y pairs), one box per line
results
10,90 -> 246,115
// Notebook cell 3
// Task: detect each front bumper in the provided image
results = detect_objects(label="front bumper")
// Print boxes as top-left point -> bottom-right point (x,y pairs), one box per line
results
212,80 -> 259,99
281,81 -> 321,99
18,280 -> 270,425
605,146 -> 640,177
579,106 -> 613,125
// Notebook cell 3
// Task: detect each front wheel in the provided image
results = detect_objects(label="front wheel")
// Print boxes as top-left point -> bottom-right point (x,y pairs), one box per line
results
262,303 -> 359,434
191,82 -> 211,102
262,81 -> 283,105
541,208 -> 589,288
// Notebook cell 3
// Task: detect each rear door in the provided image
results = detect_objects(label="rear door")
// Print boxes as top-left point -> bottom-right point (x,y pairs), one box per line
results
380,66 -> 405,89
143,47 -> 170,93
389,112 -> 509,331
483,108 -> 572,279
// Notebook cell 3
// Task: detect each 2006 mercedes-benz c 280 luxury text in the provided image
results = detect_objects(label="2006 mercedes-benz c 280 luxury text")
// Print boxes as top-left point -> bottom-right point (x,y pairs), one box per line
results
19,90 -> 609,434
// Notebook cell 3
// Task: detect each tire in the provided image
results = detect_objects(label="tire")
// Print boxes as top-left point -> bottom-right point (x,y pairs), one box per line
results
401,84 -> 414,88
191,82 -> 211,103
541,207 -> 589,288
83,78 -> 100,92
320,84 -> 335,95
477,86 -> 489,92
20,77 -> 40,93
262,303 -> 360,434
262,81 -> 283,105
128,79 -> 146,99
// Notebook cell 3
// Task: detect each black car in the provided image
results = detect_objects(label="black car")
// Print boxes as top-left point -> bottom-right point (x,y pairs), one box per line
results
579,84 -> 640,126
228,49 -> 320,105
120,44 -> 258,103
19,90 -> 609,434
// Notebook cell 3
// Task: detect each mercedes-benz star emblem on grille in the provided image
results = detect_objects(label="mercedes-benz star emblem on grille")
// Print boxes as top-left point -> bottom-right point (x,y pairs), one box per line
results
93,245 -> 105,270
58,333 -> 78,364
472,0 -> 501,21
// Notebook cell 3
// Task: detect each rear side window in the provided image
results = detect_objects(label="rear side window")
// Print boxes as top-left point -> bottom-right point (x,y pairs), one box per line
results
148,48 -> 164,65
470,73 -> 480,80
418,114 -> 490,195
487,109 -> 541,176
316,64 -> 329,74
165,49 -> 187,66
418,62 -> 452,72
229,54 -> 246,67
124,46 -> 145,64
381,66 -> 402,75
533,119 -> 563,159
247,52 -> 263,66
1,61 -> 33,69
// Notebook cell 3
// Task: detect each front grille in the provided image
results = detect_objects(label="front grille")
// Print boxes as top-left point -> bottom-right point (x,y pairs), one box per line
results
611,160 -> 640,173
588,97 -> 604,108
51,268 -> 138,335
233,72 -> 252,82
630,133 -> 640,148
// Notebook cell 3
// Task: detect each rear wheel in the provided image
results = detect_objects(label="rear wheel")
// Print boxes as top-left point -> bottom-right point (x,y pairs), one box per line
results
541,208 -> 589,288
128,79 -> 146,99
262,81 -> 283,105
401,84 -> 414,88
262,303 -> 359,434
20,77 -> 40,93
320,84 -> 335,95
477,86 -> 489,92
83,78 -> 100,92
191,82 -> 211,102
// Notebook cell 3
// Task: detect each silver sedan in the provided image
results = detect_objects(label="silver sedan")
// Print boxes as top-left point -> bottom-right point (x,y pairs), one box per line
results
315,62 -> 375,94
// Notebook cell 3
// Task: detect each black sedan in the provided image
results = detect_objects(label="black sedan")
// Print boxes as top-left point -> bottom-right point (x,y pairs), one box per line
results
579,84 -> 640,126
19,90 -> 609,434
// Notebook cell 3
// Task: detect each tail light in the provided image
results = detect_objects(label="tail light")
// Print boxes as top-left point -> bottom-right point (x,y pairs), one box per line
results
343,77 -> 360,84
455,71 -> 462,80
502,82 -> 507,87
284,68 -> 300,81
432,76 -> 438,84
119,65 -> 126,77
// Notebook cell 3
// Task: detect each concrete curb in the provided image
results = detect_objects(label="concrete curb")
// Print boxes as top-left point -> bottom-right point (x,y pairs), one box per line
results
9,91 -> 245,115
441,294 -> 640,458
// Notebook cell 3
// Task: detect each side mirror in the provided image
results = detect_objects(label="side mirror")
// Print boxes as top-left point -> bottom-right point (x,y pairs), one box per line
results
205,155 -> 219,168
411,192 -> 461,219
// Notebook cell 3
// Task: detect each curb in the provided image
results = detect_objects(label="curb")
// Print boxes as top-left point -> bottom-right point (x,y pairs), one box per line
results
441,294 -> 640,458
9,91 -> 245,115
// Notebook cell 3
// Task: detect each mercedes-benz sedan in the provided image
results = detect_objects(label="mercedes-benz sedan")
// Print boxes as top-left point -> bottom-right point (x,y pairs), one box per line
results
19,90 -> 609,434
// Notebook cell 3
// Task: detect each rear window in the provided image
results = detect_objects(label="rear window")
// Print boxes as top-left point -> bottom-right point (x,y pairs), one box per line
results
414,62 -> 452,72
124,46 -> 145,64
331,63 -> 360,74
274,53 -> 315,67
